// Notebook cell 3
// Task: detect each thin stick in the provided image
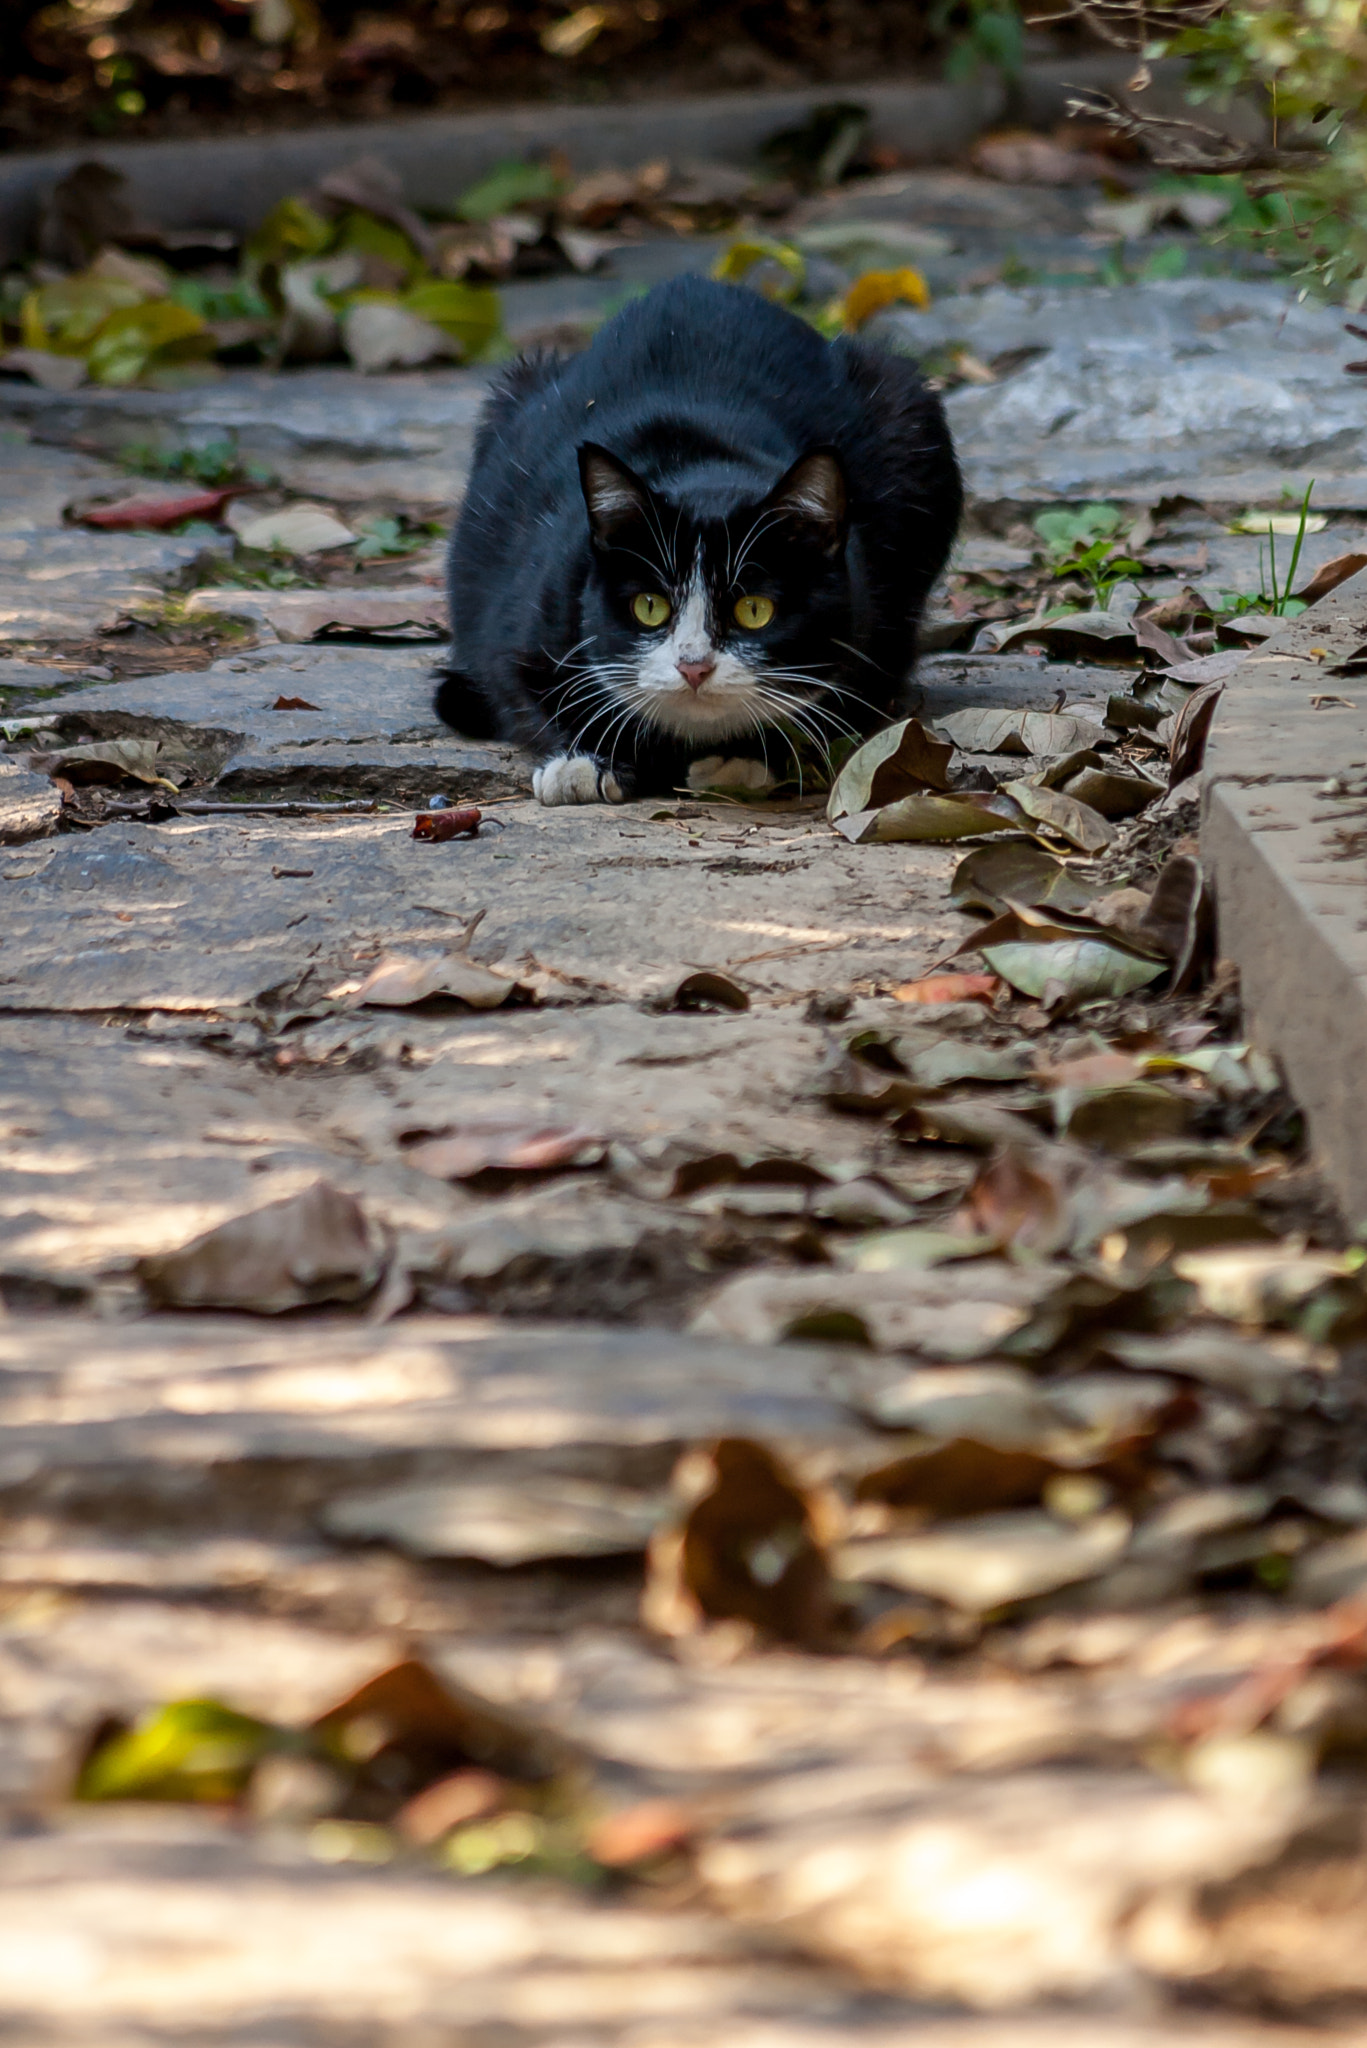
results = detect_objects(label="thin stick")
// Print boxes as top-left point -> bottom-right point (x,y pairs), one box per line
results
105,797 -> 380,817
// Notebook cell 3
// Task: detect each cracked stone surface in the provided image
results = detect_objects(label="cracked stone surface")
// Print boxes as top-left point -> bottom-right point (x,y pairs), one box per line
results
882,279 -> 1367,505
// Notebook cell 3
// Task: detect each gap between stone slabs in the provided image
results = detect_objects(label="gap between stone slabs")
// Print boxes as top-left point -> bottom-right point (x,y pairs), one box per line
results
1203,567 -> 1367,1231
0,54 -> 1172,263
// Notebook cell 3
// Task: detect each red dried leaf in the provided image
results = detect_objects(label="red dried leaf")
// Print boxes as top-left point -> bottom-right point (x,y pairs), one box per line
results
80,487 -> 237,530
272,694 -> 321,710
413,806 -> 481,840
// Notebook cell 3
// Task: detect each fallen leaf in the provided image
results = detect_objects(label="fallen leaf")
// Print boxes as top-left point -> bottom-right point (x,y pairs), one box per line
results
667,969 -> 750,1013
864,1363 -> 1057,1442
949,842 -> 1096,917
139,1180 -> 386,1313
1175,1245 -> 1363,1328
184,585 -> 446,641
1053,1078 -> 1191,1153
841,266 -> 930,330
1102,1327 -> 1330,1406
272,693 -> 321,711
587,1800 -> 694,1868
694,1261 -> 1102,1360
1293,551 -> 1367,605
232,502 -> 357,555
973,130 -> 1114,185
0,346 -> 87,391
827,716 -> 955,820
79,486 -> 237,529
335,951 -> 517,1011
893,971 -> 1000,1005
1168,683 -> 1224,788
965,1143 -> 1071,1254
1160,649 -> 1247,687
935,708 -> 1105,757
838,792 -> 1022,843
396,1770 -> 506,1845
311,1657 -> 569,1799
980,611 -> 1138,658
1000,780 -> 1114,854
1060,763 -> 1162,819
412,806 -> 481,840
77,1699 -> 279,1803
837,1508 -> 1131,1611
901,1038 -> 1036,1090
1230,510 -> 1328,537
403,1122 -> 601,1178
642,1439 -> 834,1646
324,1478 -> 666,1563
710,237 -> 806,303
34,736 -> 179,791
834,1227 -> 995,1271
1136,852 -> 1210,991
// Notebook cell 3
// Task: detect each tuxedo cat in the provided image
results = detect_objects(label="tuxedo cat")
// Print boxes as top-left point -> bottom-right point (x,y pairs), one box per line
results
435,274 -> 961,803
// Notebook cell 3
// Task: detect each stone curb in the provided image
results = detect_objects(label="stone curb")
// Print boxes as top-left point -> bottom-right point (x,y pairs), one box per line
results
1202,568 -> 1367,1230
0,53 -> 1175,264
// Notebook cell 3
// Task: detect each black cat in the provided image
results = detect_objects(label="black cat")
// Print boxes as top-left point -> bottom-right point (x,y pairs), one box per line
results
435,273 -> 961,804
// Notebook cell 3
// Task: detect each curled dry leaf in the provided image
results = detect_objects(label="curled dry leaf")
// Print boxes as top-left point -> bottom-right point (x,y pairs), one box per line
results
1136,853 -> 1211,992
1053,1078 -> 1191,1154
1168,683 -> 1225,789
334,951 -> 517,1011
1293,550 -> 1367,605
642,1439 -> 835,1647
965,1143 -> 1072,1256
35,737 -> 180,791
138,1180 -> 385,1313
311,1656 -> 570,1796
983,932 -> 1164,1007
1102,1327 -> 1331,1407
1001,779 -> 1114,855
837,792 -> 1023,844
273,694 -> 321,711
1174,1245 -> 1364,1329
1061,763 -> 1163,819
232,502 -> 357,556
667,969 -> 750,1013
412,806 -> 481,840
324,1477 -> 666,1564
934,708 -> 1106,757
79,485 -> 238,529
826,715 -> 954,822
979,611 -> 1138,658
950,841 -> 1096,918
403,1122 -> 602,1179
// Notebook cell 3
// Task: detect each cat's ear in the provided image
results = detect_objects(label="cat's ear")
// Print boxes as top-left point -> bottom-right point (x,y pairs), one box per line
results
763,449 -> 847,555
578,443 -> 653,549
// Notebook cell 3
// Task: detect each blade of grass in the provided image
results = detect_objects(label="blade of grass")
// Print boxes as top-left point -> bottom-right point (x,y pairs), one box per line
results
1280,479 -> 1315,613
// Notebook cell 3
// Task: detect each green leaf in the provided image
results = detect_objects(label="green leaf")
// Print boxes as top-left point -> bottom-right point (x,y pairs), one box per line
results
77,1698 -> 280,1802
244,197 -> 334,278
401,279 -> 503,359
333,209 -> 425,284
1032,503 -> 1124,563
838,792 -> 1024,843
982,936 -> 1164,1005
23,274 -> 147,354
85,300 -> 211,386
455,158 -> 564,223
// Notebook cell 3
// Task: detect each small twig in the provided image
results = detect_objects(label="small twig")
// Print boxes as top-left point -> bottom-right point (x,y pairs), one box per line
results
105,797 -> 381,817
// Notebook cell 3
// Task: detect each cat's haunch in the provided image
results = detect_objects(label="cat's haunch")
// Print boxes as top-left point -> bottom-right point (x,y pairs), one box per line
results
435,273 -> 962,804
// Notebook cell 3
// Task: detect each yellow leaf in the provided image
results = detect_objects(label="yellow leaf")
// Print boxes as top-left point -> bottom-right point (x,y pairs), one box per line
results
842,266 -> 931,331
711,238 -> 806,304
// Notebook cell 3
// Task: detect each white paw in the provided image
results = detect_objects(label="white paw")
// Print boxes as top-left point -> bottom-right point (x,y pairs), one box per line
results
686,755 -> 777,794
533,754 -> 623,806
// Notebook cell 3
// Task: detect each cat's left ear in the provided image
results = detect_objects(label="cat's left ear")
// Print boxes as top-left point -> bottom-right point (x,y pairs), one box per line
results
763,448 -> 848,556
579,443 -> 653,550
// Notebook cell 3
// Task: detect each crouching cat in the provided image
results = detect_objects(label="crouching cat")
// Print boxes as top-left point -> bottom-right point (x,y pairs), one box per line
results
435,273 -> 961,803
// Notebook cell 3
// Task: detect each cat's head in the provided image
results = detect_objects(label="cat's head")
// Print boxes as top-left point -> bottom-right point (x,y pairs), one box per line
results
566,441 -> 857,758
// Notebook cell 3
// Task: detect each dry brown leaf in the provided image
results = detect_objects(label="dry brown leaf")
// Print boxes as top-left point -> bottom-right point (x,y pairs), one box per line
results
138,1181 -> 385,1313
334,951 -> 517,1011
403,1122 -> 601,1179
642,1439 -> 835,1647
893,971 -> 1001,1005
311,1657 -> 570,1801
825,715 -> 955,821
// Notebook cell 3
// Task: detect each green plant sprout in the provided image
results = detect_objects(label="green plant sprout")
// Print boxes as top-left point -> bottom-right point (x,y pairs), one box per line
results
1032,503 -> 1146,605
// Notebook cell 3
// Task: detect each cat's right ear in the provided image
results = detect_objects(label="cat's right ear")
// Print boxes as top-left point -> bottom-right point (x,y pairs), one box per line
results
578,444 -> 652,549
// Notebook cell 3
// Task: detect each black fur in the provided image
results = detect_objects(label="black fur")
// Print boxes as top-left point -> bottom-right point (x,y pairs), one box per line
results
436,274 -> 961,797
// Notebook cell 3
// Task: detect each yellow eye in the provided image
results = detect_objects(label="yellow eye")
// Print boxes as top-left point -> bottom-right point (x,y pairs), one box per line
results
733,594 -> 775,630
632,592 -> 671,627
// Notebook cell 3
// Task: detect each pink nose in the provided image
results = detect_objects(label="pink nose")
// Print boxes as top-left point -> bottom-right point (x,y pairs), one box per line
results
677,659 -> 715,692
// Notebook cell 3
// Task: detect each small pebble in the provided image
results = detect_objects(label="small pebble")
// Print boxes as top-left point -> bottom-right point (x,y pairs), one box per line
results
81,665 -> 114,681
428,794 -> 451,810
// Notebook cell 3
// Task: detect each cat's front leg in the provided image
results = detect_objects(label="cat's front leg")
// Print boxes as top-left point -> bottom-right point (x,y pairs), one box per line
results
532,753 -> 628,806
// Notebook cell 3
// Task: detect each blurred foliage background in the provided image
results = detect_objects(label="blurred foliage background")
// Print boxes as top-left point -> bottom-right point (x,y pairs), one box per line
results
0,0 -> 1052,149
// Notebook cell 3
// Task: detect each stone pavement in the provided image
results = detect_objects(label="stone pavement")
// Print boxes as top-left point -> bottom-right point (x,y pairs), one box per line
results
5,169 -> 1367,2043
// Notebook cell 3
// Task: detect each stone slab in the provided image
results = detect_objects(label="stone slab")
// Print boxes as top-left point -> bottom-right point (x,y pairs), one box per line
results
882,279 -> 1367,506
0,791 -> 968,1014
1202,569 -> 1367,1230
0,1314 -> 867,1502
